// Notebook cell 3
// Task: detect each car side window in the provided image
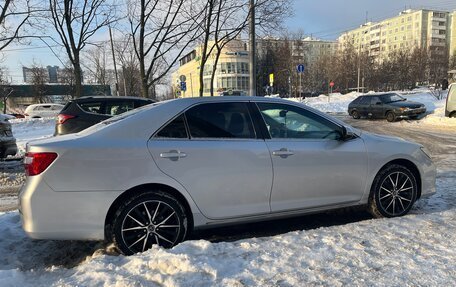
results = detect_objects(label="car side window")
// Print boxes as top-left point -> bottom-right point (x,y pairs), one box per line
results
370,97 -> 381,105
78,102 -> 103,114
155,114 -> 188,139
359,97 -> 369,105
185,102 -> 256,139
256,103 -> 341,140
105,101 -> 135,115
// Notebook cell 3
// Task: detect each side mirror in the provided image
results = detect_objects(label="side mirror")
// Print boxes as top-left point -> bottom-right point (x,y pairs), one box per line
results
339,126 -> 355,141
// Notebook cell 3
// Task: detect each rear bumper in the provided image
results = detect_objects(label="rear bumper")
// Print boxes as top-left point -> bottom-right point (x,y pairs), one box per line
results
19,176 -> 122,240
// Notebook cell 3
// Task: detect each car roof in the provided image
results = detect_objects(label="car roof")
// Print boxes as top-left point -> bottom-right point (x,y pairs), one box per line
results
74,96 -> 154,102
27,103 -> 64,107
359,92 -> 399,97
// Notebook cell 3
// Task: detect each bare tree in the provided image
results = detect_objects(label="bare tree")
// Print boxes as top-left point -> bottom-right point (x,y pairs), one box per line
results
198,0 -> 249,97
0,0 -> 39,51
0,67 -> 13,113
115,35 -> 142,97
48,0 -> 117,98
128,0 -> 205,99
59,65 -> 76,99
197,0 -> 293,97
83,44 -> 110,85
28,63 -> 49,103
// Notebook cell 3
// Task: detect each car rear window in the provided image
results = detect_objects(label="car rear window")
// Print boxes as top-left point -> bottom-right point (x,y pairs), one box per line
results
105,101 -> 135,116
78,102 -> 103,114
155,115 -> 188,139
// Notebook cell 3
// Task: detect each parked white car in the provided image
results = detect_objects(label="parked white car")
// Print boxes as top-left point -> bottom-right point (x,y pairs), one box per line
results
445,83 -> 455,118
24,104 -> 65,119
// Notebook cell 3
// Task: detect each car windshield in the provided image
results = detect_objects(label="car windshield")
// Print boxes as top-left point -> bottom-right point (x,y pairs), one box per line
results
381,94 -> 405,103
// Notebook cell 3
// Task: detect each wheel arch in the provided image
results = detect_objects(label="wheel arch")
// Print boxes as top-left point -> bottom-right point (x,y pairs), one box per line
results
104,183 -> 194,241
371,158 -> 422,199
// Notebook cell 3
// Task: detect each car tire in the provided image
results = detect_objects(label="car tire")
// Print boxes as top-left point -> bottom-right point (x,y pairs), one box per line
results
351,110 -> 360,119
450,112 -> 456,118
112,191 -> 188,255
386,111 -> 396,122
368,164 -> 417,218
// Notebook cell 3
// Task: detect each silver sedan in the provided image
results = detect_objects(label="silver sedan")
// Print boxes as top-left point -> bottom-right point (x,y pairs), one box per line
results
19,97 -> 436,255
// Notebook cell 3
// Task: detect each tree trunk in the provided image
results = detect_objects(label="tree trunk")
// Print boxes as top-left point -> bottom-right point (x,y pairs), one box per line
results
210,47 -> 223,96
73,57 -> 83,98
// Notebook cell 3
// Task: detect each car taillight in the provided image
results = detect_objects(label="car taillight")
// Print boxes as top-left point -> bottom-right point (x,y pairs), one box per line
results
24,152 -> 58,176
57,114 -> 75,124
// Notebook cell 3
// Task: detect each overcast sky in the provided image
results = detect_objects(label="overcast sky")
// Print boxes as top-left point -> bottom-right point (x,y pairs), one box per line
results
3,0 -> 456,83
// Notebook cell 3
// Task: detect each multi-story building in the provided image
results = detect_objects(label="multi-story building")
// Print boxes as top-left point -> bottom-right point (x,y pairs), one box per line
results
257,36 -> 338,68
338,9 -> 452,61
172,39 -> 250,97
22,65 -> 60,83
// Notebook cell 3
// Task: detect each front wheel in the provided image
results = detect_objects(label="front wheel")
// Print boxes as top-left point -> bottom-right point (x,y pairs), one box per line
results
450,112 -> 456,118
386,111 -> 396,122
368,164 -> 418,218
112,191 -> 188,255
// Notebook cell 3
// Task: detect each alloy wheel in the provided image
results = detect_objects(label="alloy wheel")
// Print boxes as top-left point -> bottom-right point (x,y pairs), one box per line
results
377,171 -> 415,216
121,200 -> 181,253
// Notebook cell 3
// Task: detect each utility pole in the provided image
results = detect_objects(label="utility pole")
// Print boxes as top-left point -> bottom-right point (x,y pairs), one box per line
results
249,0 -> 256,96
109,26 -> 120,96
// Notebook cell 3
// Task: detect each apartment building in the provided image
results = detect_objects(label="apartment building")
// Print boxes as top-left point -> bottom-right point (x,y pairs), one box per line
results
22,65 -> 60,83
257,36 -> 338,67
172,39 -> 249,97
338,9 -> 452,61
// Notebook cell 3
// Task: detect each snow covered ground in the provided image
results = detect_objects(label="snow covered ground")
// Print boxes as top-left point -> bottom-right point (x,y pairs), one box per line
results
1,90 -> 456,286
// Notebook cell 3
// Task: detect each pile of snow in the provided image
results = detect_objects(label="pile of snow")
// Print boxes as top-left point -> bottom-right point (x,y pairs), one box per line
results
0,171 -> 455,286
10,118 -> 55,155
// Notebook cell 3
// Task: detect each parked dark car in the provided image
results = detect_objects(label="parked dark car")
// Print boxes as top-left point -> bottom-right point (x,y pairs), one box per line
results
348,93 -> 426,122
55,96 -> 154,136
0,115 -> 17,159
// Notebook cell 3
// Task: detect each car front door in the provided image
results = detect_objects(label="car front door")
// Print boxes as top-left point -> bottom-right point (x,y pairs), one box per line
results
255,102 -> 368,212
147,102 -> 273,219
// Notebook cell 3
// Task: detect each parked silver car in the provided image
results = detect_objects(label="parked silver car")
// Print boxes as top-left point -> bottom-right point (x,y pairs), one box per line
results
19,97 -> 436,255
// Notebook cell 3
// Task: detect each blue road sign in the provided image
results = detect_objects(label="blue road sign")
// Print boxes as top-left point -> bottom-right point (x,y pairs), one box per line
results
297,64 -> 305,73
180,81 -> 187,91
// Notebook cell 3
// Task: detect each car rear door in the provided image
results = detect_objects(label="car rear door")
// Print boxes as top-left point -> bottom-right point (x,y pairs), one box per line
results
369,96 -> 384,118
147,102 -> 273,219
357,97 -> 370,117
254,102 -> 368,212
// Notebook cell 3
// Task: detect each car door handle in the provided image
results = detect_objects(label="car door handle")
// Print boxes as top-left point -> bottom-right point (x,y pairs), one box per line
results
160,150 -> 187,160
272,149 -> 294,158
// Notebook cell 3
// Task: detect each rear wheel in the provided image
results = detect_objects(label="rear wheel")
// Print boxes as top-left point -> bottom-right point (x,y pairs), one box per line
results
351,110 -> 360,119
368,164 -> 417,218
112,191 -> 188,255
386,111 -> 396,122
450,112 -> 456,118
